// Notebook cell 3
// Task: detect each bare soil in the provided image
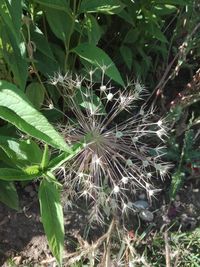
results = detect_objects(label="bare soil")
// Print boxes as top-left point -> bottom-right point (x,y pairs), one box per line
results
0,179 -> 200,266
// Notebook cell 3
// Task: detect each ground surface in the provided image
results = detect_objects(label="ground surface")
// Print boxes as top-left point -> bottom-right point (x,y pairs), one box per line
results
0,179 -> 200,266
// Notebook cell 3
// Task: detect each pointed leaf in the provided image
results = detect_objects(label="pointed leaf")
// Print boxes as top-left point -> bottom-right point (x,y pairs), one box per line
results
73,43 -> 125,86
0,181 -> 19,210
120,45 -> 132,70
0,81 -> 71,152
0,136 -> 43,166
43,7 -> 73,44
0,168 -> 41,181
0,0 -> 22,43
26,82 -> 45,109
79,0 -> 125,14
39,178 -> 64,265
34,0 -> 70,12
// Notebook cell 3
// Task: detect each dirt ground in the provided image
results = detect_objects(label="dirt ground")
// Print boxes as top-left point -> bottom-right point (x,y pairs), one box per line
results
0,179 -> 200,266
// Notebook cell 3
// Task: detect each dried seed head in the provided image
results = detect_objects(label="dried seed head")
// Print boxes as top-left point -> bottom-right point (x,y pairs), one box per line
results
52,70 -> 171,224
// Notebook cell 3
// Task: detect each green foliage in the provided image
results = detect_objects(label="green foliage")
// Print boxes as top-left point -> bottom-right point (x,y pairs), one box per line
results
26,82 -> 45,109
0,0 -> 200,265
0,81 -> 70,152
73,43 -> 125,86
79,0 -> 125,14
168,115 -> 200,198
39,176 -> 64,266
0,181 -> 19,210
0,81 -> 82,264
0,0 -> 28,89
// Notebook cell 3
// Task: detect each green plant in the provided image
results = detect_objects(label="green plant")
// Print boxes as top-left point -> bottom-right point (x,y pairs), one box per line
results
0,80 -> 85,265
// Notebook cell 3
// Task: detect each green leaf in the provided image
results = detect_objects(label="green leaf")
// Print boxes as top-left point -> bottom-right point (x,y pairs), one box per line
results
169,170 -> 185,199
23,165 -> 41,175
39,178 -> 64,265
33,50 -> 59,77
48,142 -> 83,171
124,28 -> 139,44
34,0 -> 70,12
0,81 -> 71,152
0,136 -> 43,166
75,87 -> 106,114
0,26 -> 28,90
120,45 -> 132,70
0,168 -> 41,181
30,26 -> 59,76
26,82 -> 45,110
79,0 -> 125,14
41,144 -> 50,170
43,6 -> 73,44
83,14 -> 103,45
0,148 -> 15,167
147,24 -> 168,43
153,5 -> 177,16
0,181 -> 19,210
0,0 -> 22,43
117,9 -> 134,25
156,0 -> 188,5
73,43 -> 125,86
30,26 -> 56,61
0,1 -> 27,90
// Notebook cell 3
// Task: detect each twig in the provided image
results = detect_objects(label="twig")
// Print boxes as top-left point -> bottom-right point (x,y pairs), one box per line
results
164,230 -> 171,267
40,219 -> 115,266
147,22 -> 200,105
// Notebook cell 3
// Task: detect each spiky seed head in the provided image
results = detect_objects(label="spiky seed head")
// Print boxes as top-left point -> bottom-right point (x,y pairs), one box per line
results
52,69 -> 171,224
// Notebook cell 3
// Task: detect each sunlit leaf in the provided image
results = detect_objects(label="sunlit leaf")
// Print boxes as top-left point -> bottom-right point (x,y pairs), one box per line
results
73,43 -> 125,86
0,81 -> 71,152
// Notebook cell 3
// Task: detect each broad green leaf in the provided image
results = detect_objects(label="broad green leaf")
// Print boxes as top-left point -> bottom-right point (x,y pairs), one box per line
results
39,178 -> 64,265
34,0 -> 71,13
30,26 -> 56,61
73,43 -> 125,86
83,14 -> 103,45
33,50 -> 59,77
0,0 -> 22,43
0,168 -> 41,181
43,6 -> 73,44
48,142 -> 83,171
117,9 -> 134,25
0,1 -> 27,90
79,0 -> 125,14
0,136 -> 43,166
120,45 -> 132,70
26,82 -> 45,110
0,81 -> 71,152
0,26 -> 28,90
30,26 -> 59,75
124,28 -> 139,44
147,23 -> 168,43
0,148 -> 15,167
50,43 -> 66,71
0,181 -> 19,210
